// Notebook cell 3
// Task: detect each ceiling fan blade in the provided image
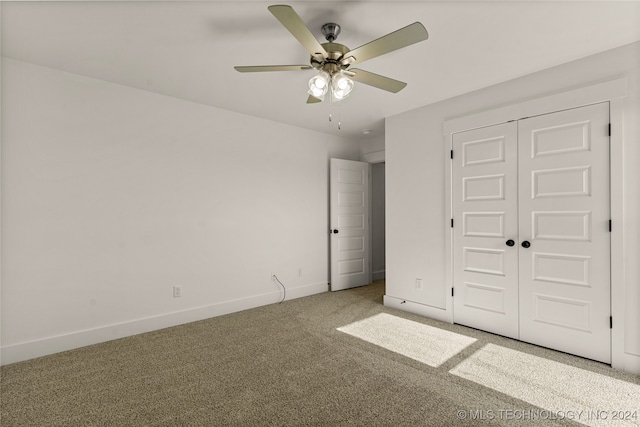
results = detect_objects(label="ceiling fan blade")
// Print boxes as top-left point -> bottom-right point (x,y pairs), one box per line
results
234,65 -> 313,73
349,69 -> 407,93
341,22 -> 428,66
268,5 -> 328,60
306,95 -> 322,104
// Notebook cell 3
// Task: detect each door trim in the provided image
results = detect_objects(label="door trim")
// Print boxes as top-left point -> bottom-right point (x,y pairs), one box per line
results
444,78 -> 628,370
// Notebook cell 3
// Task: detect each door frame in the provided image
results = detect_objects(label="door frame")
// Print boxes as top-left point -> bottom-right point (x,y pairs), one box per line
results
444,78 -> 627,370
328,152 -> 384,289
329,158 -> 372,290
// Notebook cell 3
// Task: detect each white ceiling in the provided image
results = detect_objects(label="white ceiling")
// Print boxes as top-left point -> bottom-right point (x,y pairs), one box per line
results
3,1 -> 639,140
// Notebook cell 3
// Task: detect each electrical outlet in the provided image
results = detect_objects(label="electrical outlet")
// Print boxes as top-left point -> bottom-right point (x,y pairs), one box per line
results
173,285 -> 182,298
415,278 -> 423,290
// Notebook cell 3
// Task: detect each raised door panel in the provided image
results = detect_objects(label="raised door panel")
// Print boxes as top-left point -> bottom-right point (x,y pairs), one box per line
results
463,212 -> 506,238
532,166 -> 591,198
532,211 -> 591,241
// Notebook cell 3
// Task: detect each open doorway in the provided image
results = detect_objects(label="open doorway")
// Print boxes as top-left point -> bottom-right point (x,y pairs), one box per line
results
371,162 -> 385,285
328,157 -> 384,292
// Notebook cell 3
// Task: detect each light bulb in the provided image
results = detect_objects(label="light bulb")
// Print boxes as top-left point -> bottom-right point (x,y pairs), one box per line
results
308,71 -> 330,100
331,72 -> 354,101
309,86 -> 325,98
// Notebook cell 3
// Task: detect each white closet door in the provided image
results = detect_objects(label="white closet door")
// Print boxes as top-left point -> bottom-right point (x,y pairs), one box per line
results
452,122 -> 519,339
518,102 -> 611,363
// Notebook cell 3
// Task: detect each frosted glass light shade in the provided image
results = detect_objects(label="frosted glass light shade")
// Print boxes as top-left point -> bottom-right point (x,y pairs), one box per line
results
331,72 -> 354,101
308,71 -> 330,99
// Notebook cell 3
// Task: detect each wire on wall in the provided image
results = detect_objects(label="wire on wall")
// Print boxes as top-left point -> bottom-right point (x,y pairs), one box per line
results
273,274 -> 286,303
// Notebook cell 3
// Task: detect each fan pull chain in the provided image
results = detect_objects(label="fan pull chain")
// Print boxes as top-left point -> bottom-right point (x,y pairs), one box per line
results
329,85 -> 333,123
326,80 -> 342,130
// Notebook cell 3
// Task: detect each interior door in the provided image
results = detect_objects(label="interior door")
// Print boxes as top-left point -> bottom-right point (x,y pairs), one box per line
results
518,102 -> 611,363
330,158 -> 370,291
452,122 -> 520,339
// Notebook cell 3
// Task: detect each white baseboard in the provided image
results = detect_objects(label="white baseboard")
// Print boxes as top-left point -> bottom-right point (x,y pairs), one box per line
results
372,270 -> 386,281
1,282 -> 328,365
383,295 -> 452,323
622,352 -> 640,375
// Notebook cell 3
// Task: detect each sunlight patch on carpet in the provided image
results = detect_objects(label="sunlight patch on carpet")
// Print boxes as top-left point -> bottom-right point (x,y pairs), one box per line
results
337,313 -> 476,367
450,344 -> 640,426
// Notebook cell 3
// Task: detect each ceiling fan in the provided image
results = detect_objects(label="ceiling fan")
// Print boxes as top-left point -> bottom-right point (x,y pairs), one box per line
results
234,5 -> 429,104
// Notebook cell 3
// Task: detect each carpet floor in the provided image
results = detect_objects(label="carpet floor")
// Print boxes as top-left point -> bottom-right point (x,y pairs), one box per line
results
1,281 -> 638,426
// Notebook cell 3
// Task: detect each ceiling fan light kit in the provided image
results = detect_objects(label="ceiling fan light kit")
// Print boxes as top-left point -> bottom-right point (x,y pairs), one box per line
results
235,4 -> 429,124
308,70 -> 354,102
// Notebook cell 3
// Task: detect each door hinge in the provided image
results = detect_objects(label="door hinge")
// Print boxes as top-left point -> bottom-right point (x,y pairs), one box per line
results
452,288 -> 455,297
610,316 -> 613,329
451,218 -> 454,228
609,220 -> 612,232
450,150 -> 454,159
608,123 -> 611,136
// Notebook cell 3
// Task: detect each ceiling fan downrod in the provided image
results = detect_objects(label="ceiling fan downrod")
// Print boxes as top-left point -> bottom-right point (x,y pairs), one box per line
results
321,23 -> 341,42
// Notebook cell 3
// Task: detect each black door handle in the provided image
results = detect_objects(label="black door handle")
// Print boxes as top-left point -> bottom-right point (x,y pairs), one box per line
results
521,240 -> 531,248
332,229 -> 339,234
506,239 -> 515,247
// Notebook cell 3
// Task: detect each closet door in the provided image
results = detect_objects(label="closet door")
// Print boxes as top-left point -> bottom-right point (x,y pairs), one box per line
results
517,102 -> 611,363
452,122 -> 519,339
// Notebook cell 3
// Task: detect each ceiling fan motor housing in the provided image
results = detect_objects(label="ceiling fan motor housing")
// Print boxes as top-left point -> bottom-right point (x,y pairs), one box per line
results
311,42 -> 351,73
312,23 -> 351,73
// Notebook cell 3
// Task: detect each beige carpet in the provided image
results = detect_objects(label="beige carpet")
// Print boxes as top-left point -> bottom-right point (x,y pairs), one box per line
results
1,281 -> 638,426
450,344 -> 640,427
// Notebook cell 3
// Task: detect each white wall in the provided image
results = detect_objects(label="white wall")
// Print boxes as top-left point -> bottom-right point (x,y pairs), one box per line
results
386,42 -> 640,372
0,58 -> 362,364
361,134 -> 385,158
0,5 -> 4,366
